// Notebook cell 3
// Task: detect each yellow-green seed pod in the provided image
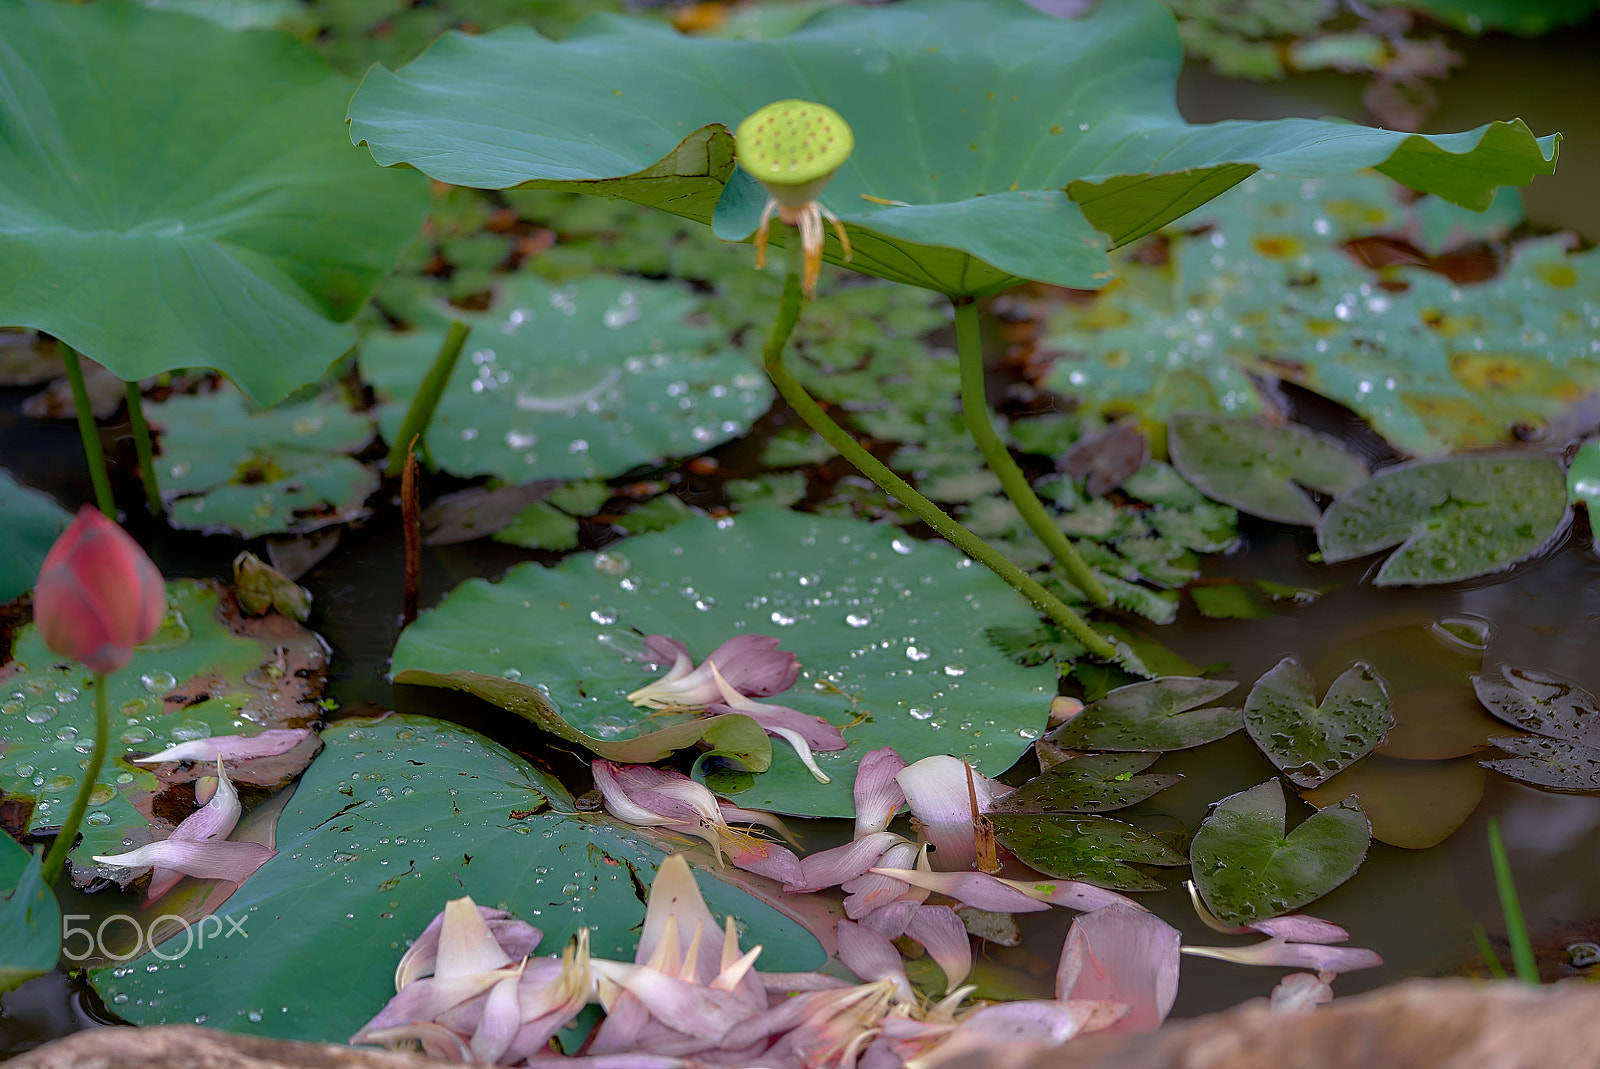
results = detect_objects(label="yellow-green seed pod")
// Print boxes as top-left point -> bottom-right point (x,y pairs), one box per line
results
736,100 -> 854,210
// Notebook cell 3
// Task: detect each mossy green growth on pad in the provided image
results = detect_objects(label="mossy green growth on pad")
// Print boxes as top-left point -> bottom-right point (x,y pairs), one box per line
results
737,100 -> 853,208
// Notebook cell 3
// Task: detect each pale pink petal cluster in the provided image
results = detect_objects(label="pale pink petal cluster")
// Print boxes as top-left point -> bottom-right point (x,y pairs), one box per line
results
623,633 -> 844,781
91,758 -> 276,902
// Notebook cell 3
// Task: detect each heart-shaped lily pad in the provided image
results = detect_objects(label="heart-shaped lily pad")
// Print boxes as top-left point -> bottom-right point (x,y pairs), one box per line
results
0,580 -> 325,878
1244,658 -> 1392,788
360,275 -> 771,482
1190,779 -> 1370,926
1473,666 -> 1600,791
146,386 -> 377,537
0,472 -> 70,603
1317,454 -> 1570,586
92,714 -> 824,1043
0,0 -> 428,403
346,0 -> 1555,297
392,511 -> 1056,817
1300,755 -> 1485,850
989,812 -> 1185,892
988,753 -> 1182,814
1168,415 -> 1368,526
1046,677 -> 1241,752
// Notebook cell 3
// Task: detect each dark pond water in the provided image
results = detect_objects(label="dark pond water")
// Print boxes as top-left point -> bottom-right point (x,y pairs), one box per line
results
5,7 -> 1600,1058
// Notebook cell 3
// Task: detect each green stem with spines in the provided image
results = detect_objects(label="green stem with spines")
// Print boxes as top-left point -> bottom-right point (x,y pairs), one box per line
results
125,381 -> 162,514
760,255 -> 1117,661
40,672 -> 110,886
385,320 -> 471,478
951,298 -> 1110,606
61,343 -> 115,520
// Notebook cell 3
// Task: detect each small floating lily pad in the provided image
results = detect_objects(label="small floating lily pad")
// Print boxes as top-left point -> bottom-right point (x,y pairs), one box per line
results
392,511 -> 1056,817
1046,677 -> 1241,752
1474,666 -> 1600,791
0,580 -> 326,879
0,472 -> 70,604
990,812 -> 1185,892
1244,658 -> 1392,788
1190,779 -> 1370,926
1317,454 -> 1569,586
147,386 -> 377,537
988,753 -> 1182,814
1301,755 -> 1485,849
1474,665 -> 1600,745
361,275 -> 771,483
1168,415 -> 1368,526
91,715 -> 823,1043
1481,735 -> 1600,791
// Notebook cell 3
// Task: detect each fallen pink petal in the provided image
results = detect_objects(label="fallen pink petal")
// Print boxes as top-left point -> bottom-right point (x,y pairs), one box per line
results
91,838 -> 277,885
1269,971 -> 1336,1012
851,747 -> 908,837
867,867 -> 1052,914
894,755 -> 1010,870
133,728 -> 314,765
626,634 -> 798,710
1056,903 -> 1182,1036
1181,935 -> 1383,973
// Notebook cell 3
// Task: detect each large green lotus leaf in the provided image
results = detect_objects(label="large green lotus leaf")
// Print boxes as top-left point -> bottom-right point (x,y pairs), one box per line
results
987,753 -> 1183,815
345,0 -> 1556,297
145,386 -> 377,538
1044,173 -> 1596,455
0,0 -> 429,404
0,838 -> 58,994
0,471 -> 70,603
361,275 -> 771,482
392,511 -> 1056,816
1168,415 -> 1368,526
91,715 -> 824,1043
1189,779 -> 1370,926
989,813 -> 1186,893
1317,454 -> 1570,586
1046,677 -> 1241,752
1243,658 -> 1393,788
0,580 -> 326,878
1301,755 -> 1485,850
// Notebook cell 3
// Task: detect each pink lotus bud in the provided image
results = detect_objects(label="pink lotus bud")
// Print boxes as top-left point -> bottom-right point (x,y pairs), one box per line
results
34,506 -> 165,674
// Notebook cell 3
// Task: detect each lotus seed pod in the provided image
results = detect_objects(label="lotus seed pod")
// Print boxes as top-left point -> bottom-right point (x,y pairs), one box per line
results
736,100 -> 854,210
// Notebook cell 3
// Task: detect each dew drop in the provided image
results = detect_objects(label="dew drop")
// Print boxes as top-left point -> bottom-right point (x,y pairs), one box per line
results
140,670 -> 178,694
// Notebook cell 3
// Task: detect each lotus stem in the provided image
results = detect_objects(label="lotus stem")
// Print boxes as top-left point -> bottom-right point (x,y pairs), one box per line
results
125,381 -> 162,514
402,439 -> 421,627
951,298 -> 1110,607
760,254 -> 1116,661
40,671 -> 110,886
60,343 -> 115,520
384,319 -> 471,478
